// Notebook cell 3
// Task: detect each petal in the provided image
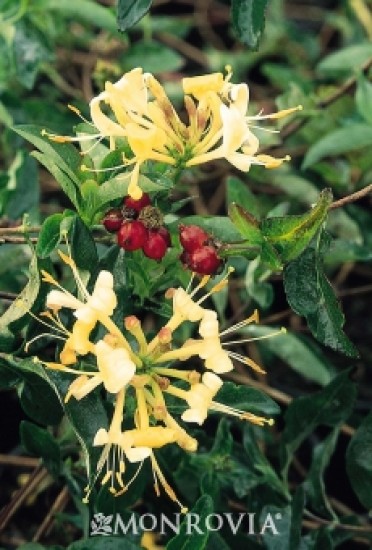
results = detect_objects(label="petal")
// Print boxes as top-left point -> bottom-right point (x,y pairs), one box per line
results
202,371 -> 223,392
205,351 -> 234,373
90,96 -> 127,138
96,342 -> 135,393
182,73 -> 224,99
228,83 -> 249,115
220,104 -> 246,152
46,290 -> 81,311
125,447 -> 152,462
226,151 -> 253,172
93,428 -> 109,446
199,310 -> 219,338
181,408 -> 206,425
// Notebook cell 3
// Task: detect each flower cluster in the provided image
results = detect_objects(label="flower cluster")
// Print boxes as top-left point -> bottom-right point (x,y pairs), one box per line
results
103,193 -> 171,260
44,67 -> 302,200
28,248 -> 281,510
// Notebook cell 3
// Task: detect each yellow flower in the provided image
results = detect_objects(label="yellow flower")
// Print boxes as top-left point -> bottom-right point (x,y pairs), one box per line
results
181,371 -> 223,424
44,67 -> 301,199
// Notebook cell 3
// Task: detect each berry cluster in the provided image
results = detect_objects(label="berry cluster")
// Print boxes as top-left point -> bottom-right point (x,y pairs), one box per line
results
102,194 -> 170,261
179,225 -> 223,275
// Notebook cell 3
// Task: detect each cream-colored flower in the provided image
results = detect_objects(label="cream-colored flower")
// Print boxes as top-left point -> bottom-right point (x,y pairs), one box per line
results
197,310 -> 234,373
181,371 -> 223,425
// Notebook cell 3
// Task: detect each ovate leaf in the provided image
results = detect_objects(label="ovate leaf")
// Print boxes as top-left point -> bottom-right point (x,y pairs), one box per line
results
228,203 -> 262,245
20,420 -> 62,477
36,213 -> 64,258
302,124 -> 372,169
346,411 -> 372,509
231,0 -> 269,49
167,495 -> 214,550
117,0 -> 152,32
261,189 -> 332,262
281,370 -> 356,477
283,231 -> 358,357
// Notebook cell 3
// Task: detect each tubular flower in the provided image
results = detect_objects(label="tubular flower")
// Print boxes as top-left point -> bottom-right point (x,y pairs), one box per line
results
27,250 -> 283,509
43,67 -> 302,199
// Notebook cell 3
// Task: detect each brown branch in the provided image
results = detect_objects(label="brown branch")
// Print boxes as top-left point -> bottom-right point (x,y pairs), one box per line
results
0,226 -> 41,235
0,454 -> 40,468
32,486 -> 69,542
329,183 -> 372,210
226,371 -> 355,437
0,237 -> 38,244
270,57 -> 372,146
0,465 -> 48,533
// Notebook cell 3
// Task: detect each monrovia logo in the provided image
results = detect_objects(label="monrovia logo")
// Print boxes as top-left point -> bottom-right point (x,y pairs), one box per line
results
90,512 -> 282,537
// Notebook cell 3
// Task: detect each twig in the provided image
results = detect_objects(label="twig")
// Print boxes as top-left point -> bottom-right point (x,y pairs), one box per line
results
32,486 -> 70,542
0,454 -> 40,468
0,226 -> 41,235
0,465 -> 48,532
270,57 -> 372,146
0,237 -> 38,244
225,371 -> 355,437
329,183 -> 372,210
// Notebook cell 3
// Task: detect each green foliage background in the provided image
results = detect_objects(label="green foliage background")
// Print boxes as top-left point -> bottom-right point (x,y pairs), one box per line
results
0,0 -> 372,548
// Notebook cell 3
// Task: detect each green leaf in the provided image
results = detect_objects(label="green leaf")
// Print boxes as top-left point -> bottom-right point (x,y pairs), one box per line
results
20,420 -> 62,477
281,370 -> 356,477
228,203 -> 262,245
12,124 -> 82,208
167,495 -> 214,550
241,325 -> 334,386
48,0 -> 117,33
245,258 -> 274,309
226,176 -> 260,218
36,213 -> 64,258
45,369 -> 109,483
122,40 -> 184,73
0,251 -> 40,350
355,73 -> 372,125
6,152 -> 39,222
216,381 -> 280,416
117,0 -> 153,32
231,0 -> 269,49
97,173 -> 165,210
302,124 -> 372,169
317,43 -> 372,74
70,216 -> 98,276
283,232 -> 359,356
261,189 -> 333,262
303,428 -> 339,520
243,425 -> 289,498
68,537 -> 141,550
346,411 -> 372,509
3,357 -> 64,425
13,20 -> 52,89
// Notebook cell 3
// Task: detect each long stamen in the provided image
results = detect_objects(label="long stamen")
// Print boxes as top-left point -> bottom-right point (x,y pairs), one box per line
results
219,310 -> 259,336
221,326 -> 286,345
227,351 -> 266,374
25,333 -> 67,352
150,454 -> 188,513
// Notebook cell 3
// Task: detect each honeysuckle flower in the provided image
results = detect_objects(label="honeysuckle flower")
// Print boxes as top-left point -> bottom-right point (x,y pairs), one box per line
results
43,66 -> 301,199
181,371 -> 223,424
27,249 -> 281,509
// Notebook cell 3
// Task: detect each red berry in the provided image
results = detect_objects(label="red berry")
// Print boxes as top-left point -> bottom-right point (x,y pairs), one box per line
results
188,246 -> 222,275
157,226 -> 171,247
102,208 -> 123,233
143,230 -> 168,260
117,220 -> 147,251
179,224 -> 209,252
124,193 -> 151,212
